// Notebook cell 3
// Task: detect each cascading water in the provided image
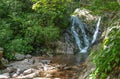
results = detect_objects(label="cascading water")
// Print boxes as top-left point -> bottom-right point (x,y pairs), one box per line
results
71,15 -> 101,53
91,17 -> 101,44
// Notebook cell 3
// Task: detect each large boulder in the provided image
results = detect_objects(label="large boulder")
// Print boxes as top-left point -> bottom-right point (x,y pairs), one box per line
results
15,53 -> 25,61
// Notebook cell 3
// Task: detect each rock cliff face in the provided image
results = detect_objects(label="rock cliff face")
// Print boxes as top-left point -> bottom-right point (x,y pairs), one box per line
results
55,40 -> 75,55
55,8 -> 101,55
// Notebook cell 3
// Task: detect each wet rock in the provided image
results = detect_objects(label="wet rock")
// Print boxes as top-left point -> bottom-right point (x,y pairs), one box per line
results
15,64 -> 30,72
12,68 -> 21,77
16,68 -> 21,74
1,58 -> 8,66
55,41 -> 74,54
64,66 -> 72,70
22,59 -> 34,65
7,66 -> 28,77
12,73 -> 18,77
40,60 -> 51,64
23,68 -> 35,75
2,67 -> 16,73
22,59 -> 29,63
29,59 -> 35,64
16,70 -> 41,78
25,54 -> 32,59
15,53 -> 25,61
0,73 -> 10,78
43,65 -> 50,71
46,74 -> 53,78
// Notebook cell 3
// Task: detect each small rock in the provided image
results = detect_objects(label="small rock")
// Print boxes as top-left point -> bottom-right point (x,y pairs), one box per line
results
12,68 -> 21,77
12,73 -> 18,77
49,66 -> 56,70
4,67 -> 16,73
23,68 -> 35,75
29,59 -> 35,64
64,66 -> 71,70
16,68 -> 21,75
0,73 -> 10,78
15,53 -> 25,61
40,60 -> 51,64
22,59 -> 29,63
22,59 -> 33,65
25,54 -> 32,59
43,66 -> 48,71
1,58 -> 8,66
17,70 -> 40,78
46,74 -> 53,78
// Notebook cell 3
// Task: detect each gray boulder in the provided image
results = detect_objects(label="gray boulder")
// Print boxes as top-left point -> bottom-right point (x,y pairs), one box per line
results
1,58 -> 8,67
25,54 -> 32,59
15,53 -> 25,61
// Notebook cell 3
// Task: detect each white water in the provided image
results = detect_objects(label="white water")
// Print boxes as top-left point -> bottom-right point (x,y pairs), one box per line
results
91,17 -> 101,44
71,15 -> 101,53
71,15 -> 82,51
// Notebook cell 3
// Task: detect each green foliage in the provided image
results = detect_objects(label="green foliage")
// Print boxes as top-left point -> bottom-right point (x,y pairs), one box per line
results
86,0 -> 120,15
25,25 -> 60,47
32,0 -> 71,29
91,24 -> 120,79
0,0 -> 71,60
83,1 -> 120,78
4,38 -> 33,60
0,21 -> 13,46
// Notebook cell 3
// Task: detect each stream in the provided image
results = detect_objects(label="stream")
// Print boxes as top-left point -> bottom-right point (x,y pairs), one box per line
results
0,54 -> 88,79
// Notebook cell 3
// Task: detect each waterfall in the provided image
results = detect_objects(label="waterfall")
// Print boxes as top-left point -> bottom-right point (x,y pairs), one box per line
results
71,15 -> 83,51
71,15 -> 101,53
91,17 -> 101,44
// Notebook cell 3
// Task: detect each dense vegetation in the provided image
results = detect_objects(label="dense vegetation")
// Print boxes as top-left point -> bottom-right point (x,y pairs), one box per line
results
91,18 -> 120,79
0,0 -> 72,60
88,0 -> 120,79
0,0 -> 120,79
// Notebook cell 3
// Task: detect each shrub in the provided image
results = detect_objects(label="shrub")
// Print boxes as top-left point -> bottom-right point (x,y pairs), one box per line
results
0,21 -> 13,47
91,25 -> 120,79
0,0 -> 71,59
87,0 -> 120,14
4,38 -> 33,60
32,0 -> 71,29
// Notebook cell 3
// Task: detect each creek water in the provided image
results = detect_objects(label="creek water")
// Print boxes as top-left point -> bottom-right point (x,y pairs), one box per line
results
44,54 -> 88,65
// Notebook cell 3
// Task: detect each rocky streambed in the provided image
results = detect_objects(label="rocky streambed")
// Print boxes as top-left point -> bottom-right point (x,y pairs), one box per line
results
0,54 -> 90,79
